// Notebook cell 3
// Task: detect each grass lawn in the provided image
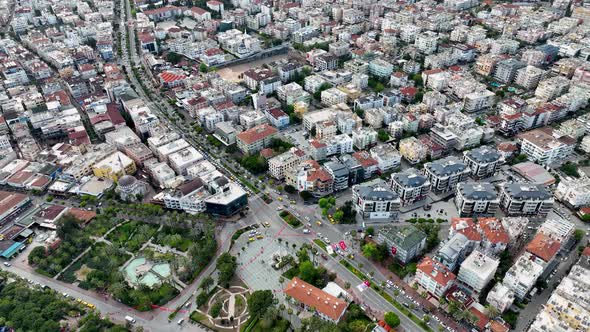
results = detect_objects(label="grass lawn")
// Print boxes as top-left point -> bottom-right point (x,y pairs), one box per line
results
279,211 -> 302,228
190,311 -> 206,322
313,239 -> 327,251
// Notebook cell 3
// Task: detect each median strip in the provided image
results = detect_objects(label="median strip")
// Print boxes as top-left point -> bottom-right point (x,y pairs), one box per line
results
339,260 -> 432,331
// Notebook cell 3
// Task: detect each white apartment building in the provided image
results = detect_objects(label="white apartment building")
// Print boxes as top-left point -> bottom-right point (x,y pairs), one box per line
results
369,144 -> 401,173
415,257 -> 456,299
415,31 -> 438,54
268,148 -> 305,180
0,134 -> 10,150
486,283 -> 515,313
458,250 -> 499,293
503,254 -> 544,300
351,185 -> 401,221
463,89 -> 495,113
352,128 -> 378,150
369,59 -> 394,78
518,128 -> 576,166
528,256 -> 590,332
168,146 -> 204,176
155,138 -> 190,161
515,65 -> 545,90
581,135 -> 590,154
555,176 -> 590,208
535,76 -> 570,101
321,88 -> 348,106
276,82 -> 311,105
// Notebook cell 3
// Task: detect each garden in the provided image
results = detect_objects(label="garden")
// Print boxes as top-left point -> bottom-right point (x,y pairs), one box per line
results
279,210 -> 302,228
153,225 -> 197,252
106,220 -> 159,253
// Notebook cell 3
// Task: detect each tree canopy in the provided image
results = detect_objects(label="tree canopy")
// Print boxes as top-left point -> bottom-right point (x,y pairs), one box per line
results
384,312 -> 401,328
248,290 -> 274,317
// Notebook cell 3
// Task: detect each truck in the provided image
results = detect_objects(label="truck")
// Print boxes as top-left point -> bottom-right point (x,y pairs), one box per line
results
125,316 -> 136,324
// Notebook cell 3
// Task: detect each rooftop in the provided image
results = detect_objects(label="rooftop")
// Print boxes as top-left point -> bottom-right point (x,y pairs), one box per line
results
417,256 -> 456,287
379,225 -> 426,250
284,277 -> 348,321
526,233 -> 561,262
237,124 -> 278,145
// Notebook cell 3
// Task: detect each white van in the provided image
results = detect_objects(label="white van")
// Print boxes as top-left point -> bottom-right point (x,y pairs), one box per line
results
125,316 -> 136,324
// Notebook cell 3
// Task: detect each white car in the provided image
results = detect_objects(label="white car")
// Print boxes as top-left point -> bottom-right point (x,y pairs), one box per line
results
303,229 -> 310,234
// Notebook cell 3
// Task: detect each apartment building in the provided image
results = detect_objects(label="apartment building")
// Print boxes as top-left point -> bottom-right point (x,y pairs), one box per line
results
236,123 -> 278,154
389,169 -> 431,206
399,137 -> 428,164
528,253 -> 590,332
494,59 -> 525,84
321,87 -> 348,106
92,151 -> 136,181
455,183 -> 500,217
535,76 -> 570,101
352,128 -> 378,150
499,183 -> 554,217
463,146 -> 501,179
503,254 -> 544,300
518,127 -> 576,165
309,134 -> 354,161
458,250 -> 499,293
515,65 -> 545,90
352,184 -> 401,221
377,226 -> 427,264
243,68 -> 281,94
415,257 -> 457,299
369,144 -> 401,173
268,148 -> 305,180
424,156 -> 470,194
168,147 -> 204,176
486,283 -> 515,314
555,176 -> 590,208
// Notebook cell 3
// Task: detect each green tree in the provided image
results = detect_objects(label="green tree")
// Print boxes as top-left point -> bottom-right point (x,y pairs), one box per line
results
384,312 -> 401,328
199,62 -> 208,73
574,229 -> 585,242
200,276 -> 214,291
248,290 -> 274,317
167,52 -> 182,64
299,191 -> 312,201
333,210 -> 344,222
299,261 -> 318,284
216,253 -> 237,287
366,227 -> 375,236
378,129 -> 390,142
284,185 -> 296,194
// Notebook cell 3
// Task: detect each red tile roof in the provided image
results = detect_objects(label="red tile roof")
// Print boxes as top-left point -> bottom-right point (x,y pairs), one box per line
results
191,7 -> 208,15
451,218 -> 482,241
0,191 -> 29,219
478,218 -> 509,245
417,256 -> 456,288
237,123 -> 277,145
400,86 -> 418,97
283,277 -> 348,322
469,307 -> 490,331
526,233 -> 561,262
310,140 -> 327,148
35,205 -> 67,221
352,151 -> 378,168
